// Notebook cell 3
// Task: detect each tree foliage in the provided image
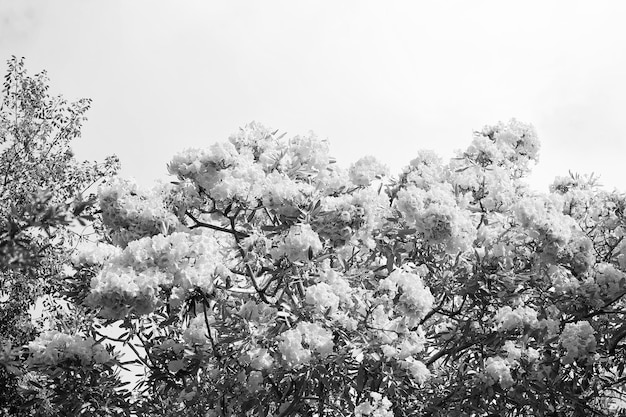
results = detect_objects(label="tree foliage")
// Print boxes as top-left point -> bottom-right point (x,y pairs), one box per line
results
0,57 -> 122,415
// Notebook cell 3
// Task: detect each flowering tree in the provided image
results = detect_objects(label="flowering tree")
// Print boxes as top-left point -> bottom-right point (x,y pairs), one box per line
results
59,119 -> 626,416
3,58 -> 624,417
0,57 -> 124,416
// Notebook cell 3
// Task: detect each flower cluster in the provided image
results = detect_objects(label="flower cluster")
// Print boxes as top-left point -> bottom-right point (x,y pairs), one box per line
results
484,356 -> 515,389
349,156 -> 388,186
355,393 -> 394,417
271,223 -> 323,262
379,268 -> 434,327
277,321 -> 334,368
239,346 -> 274,371
316,185 -> 391,249
559,321 -> 597,364
169,122 -> 334,213
262,172 -> 314,217
494,305 -> 539,331
27,331 -> 111,367
400,357 -> 431,384
400,150 -> 445,189
85,230 -> 226,318
594,263 -> 626,298
304,267 -> 360,330
471,119 -> 540,176
71,242 -> 121,266
183,315 -> 218,346
99,177 -> 179,247
514,195 -> 575,243
448,163 -> 518,212
395,183 -> 476,253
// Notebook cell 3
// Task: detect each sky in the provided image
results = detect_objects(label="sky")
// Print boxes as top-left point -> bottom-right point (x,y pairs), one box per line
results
0,0 -> 625,192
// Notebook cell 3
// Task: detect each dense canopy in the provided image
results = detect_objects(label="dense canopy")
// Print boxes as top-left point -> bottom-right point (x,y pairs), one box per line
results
1,58 -> 626,417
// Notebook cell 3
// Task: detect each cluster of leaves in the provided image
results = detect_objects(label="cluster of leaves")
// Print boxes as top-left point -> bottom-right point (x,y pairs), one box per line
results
0,57 -> 126,416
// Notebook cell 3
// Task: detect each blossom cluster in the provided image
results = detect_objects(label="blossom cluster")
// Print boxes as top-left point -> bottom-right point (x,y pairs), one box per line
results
469,119 -> 540,176
99,177 -> 179,247
379,268 -> 434,327
168,122 -> 335,212
27,330 -> 111,368
400,150 -> 445,189
316,185 -> 390,249
395,183 -> 476,253
277,321 -> 334,369
355,393 -> 394,417
494,305 -> 539,331
559,321 -> 597,364
271,223 -> 323,263
85,230 -> 226,318
305,267 -> 359,330
183,315 -> 218,346
349,156 -> 388,186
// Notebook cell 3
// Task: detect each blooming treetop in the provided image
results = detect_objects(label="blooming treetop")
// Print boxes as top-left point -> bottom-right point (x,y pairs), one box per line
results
52,120 -> 626,416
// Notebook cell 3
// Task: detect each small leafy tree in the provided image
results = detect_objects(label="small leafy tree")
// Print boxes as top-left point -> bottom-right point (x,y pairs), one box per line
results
0,57 -> 124,416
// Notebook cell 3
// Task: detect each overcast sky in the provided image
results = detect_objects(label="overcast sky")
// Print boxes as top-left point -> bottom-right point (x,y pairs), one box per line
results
1,0 -> 624,191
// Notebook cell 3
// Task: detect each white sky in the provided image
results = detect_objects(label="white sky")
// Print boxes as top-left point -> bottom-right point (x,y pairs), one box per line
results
1,0 -> 625,191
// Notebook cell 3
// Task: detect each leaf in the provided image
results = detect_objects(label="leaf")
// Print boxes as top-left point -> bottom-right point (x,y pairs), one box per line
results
241,398 -> 258,413
167,359 -> 185,374
159,315 -> 179,328
397,228 -> 416,237
356,365 -> 367,394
